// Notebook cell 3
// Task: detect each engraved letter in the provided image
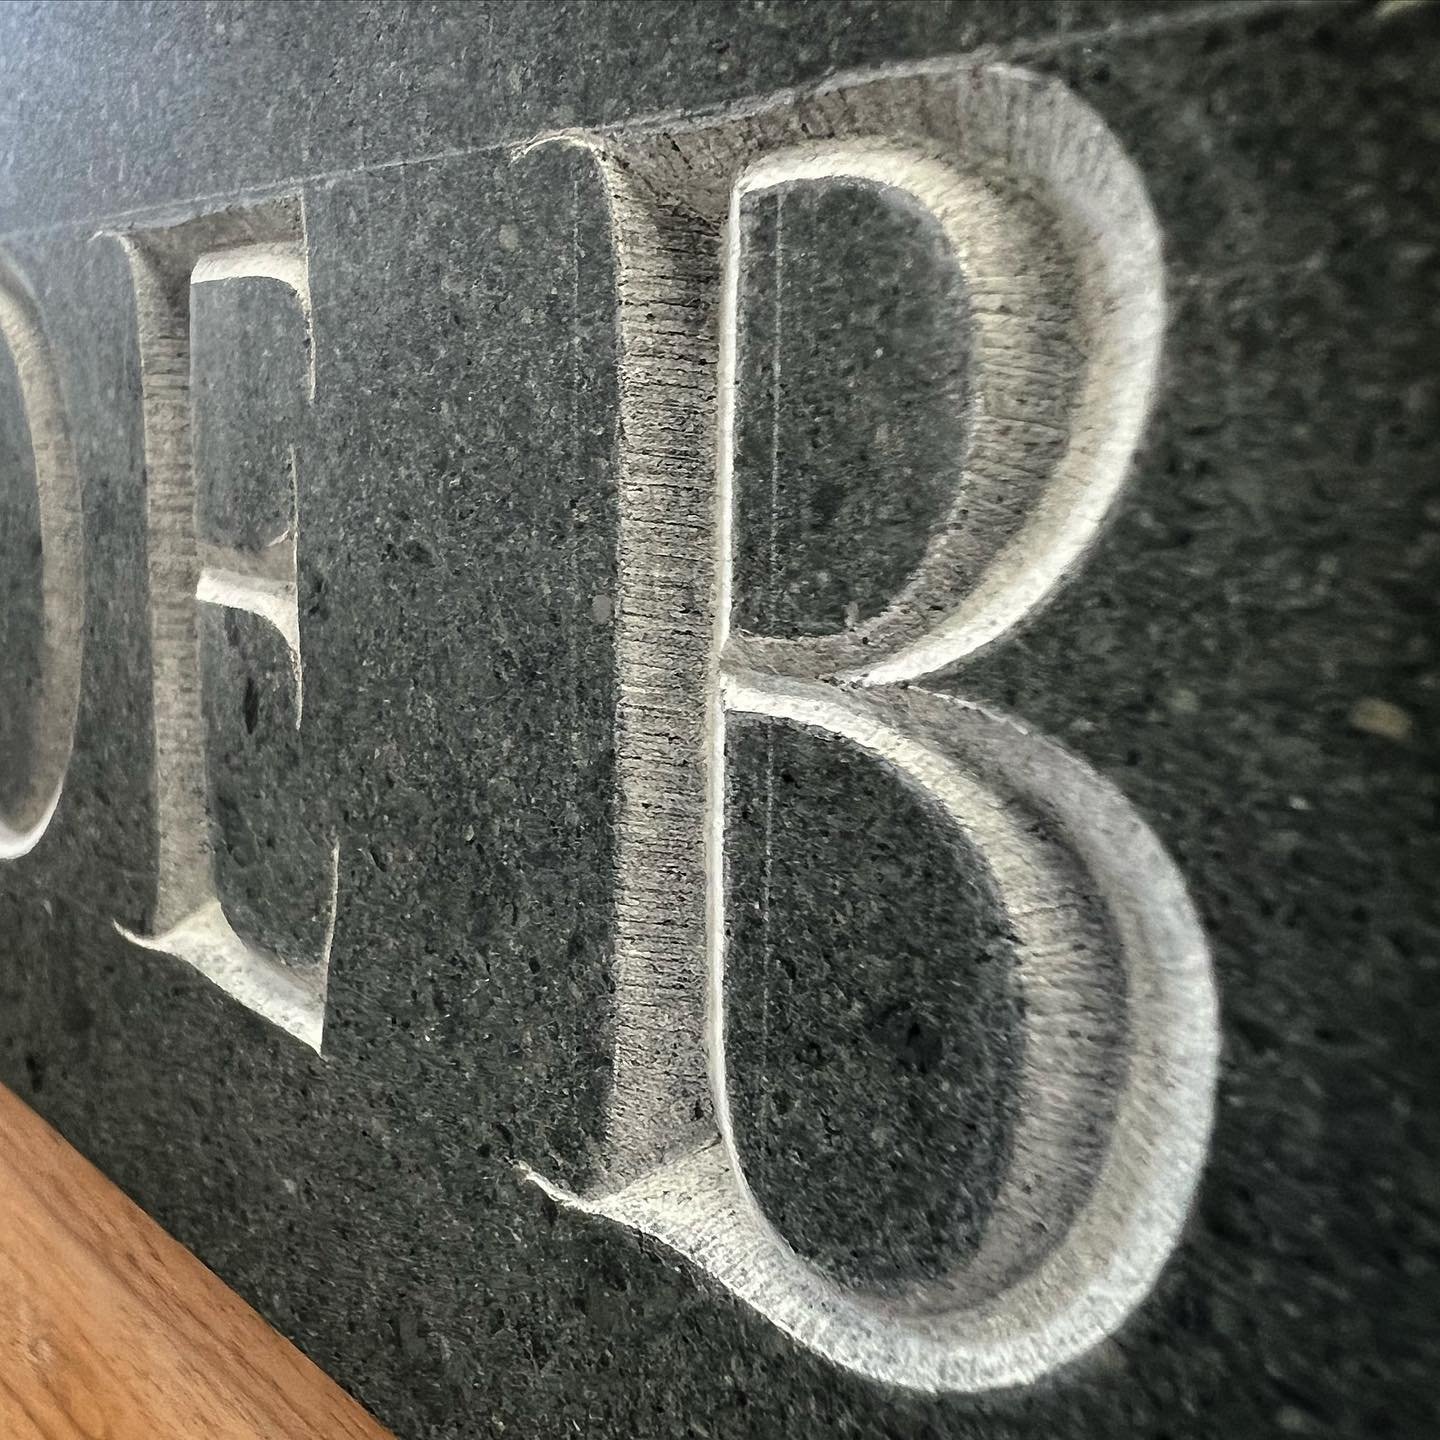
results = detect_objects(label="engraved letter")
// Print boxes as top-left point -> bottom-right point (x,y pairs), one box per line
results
113,199 -> 336,1052
0,258 -> 83,858
529,67 -> 1220,1393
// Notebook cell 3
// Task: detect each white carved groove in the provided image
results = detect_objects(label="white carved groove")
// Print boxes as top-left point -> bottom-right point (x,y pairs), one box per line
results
110,198 -> 335,1052
527,65 -> 1219,1393
122,839 -> 338,1055
0,258 -> 84,859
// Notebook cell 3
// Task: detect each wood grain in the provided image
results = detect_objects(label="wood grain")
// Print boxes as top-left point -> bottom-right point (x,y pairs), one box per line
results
0,1082 -> 394,1439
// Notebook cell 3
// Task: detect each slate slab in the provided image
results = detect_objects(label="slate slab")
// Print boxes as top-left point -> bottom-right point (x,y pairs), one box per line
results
1,3 -> 1437,1438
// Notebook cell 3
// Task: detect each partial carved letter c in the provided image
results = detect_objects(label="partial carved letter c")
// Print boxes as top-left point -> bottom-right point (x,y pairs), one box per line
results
0,258 -> 84,859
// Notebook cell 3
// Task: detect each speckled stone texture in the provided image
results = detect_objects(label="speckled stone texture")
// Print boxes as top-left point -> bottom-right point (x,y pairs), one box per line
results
1,2 -> 1437,1438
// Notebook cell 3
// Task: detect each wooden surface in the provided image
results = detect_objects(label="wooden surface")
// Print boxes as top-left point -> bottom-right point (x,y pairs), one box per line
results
0,1082 -> 394,1440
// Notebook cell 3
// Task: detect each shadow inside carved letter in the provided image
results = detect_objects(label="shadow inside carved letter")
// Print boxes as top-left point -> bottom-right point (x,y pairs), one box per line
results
726,715 -> 1024,1292
193,276 -> 332,973
731,181 -> 969,641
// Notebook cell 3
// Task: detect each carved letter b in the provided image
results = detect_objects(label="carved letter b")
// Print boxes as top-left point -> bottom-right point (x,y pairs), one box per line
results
530,65 -> 1219,1394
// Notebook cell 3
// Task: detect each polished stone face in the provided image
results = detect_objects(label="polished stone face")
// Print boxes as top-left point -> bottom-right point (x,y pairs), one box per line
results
1,2 -> 1437,1437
